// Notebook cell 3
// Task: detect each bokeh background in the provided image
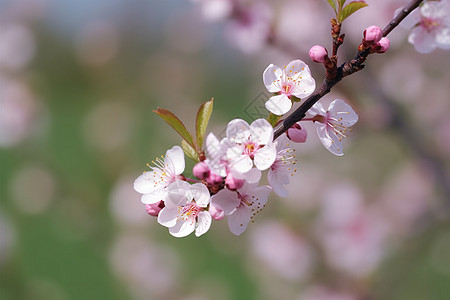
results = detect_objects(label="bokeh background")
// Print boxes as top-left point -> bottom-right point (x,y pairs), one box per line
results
1,0 -> 450,299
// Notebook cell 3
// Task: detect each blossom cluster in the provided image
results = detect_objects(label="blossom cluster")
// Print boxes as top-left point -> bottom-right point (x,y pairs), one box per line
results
134,58 -> 359,237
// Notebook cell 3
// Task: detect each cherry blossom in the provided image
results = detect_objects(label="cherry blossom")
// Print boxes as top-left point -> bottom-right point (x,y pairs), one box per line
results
308,100 -> 358,156
397,0 -> 450,53
134,145 -> 185,204
210,183 -> 271,235
158,181 -> 211,237
267,137 -> 297,197
226,118 -> 276,173
263,59 -> 315,115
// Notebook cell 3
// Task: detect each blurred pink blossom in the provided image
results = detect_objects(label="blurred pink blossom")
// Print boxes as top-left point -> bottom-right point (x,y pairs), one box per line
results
250,221 -> 313,281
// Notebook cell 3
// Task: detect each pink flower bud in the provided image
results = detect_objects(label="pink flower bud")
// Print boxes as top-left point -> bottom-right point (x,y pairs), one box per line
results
145,201 -> 165,217
364,25 -> 383,43
309,45 -> 328,63
286,123 -> 308,143
206,172 -> 223,185
225,173 -> 244,191
193,162 -> 210,180
209,203 -> 224,221
376,37 -> 390,53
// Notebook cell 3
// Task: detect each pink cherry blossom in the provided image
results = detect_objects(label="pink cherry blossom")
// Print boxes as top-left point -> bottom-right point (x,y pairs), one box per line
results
307,100 -> 358,156
226,118 -> 276,173
210,183 -> 271,235
134,145 -> 185,204
158,181 -> 211,237
397,0 -> 450,53
268,137 -> 297,197
263,60 -> 316,115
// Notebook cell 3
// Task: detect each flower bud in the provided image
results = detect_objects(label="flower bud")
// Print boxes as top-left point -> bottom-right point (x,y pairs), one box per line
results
145,201 -> 165,217
225,173 -> 244,191
363,25 -> 383,43
309,45 -> 328,63
286,123 -> 308,143
193,161 -> 210,180
376,37 -> 390,53
209,203 -> 225,221
206,172 -> 223,185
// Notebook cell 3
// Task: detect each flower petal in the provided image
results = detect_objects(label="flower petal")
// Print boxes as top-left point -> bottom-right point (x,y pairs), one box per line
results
250,118 -> 274,145
265,94 -> 292,115
190,183 -> 210,207
268,170 -> 289,197
227,205 -> 252,236
210,189 -> 240,215
263,64 -> 282,93
133,172 -> 161,194
308,101 -> 326,116
227,119 -> 250,143
169,219 -> 196,237
141,188 -> 167,204
291,76 -> 315,99
228,151 -> 253,174
157,207 -> 178,227
409,26 -> 436,53
316,123 -> 344,156
195,211 -> 212,237
254,143 -> 277,171
165,145 -> 185,175
243,168 -> 261,184
328,99 -> 358,126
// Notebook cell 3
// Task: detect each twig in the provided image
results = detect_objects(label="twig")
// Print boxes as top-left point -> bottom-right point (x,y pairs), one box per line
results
273,0 -> 424,140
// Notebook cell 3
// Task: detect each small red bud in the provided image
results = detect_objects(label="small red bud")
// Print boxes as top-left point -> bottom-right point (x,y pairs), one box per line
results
193,162 -> 210,180
376,37 -> 390,53
225,173 -> 244,191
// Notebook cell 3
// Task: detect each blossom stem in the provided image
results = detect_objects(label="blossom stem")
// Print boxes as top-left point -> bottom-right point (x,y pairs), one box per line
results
273,0 -> 425,140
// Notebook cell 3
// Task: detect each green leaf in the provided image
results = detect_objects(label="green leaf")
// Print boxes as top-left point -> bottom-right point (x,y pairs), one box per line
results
196,98 -> 214,149
326,0 -> 337,14
268,113 -> 282,127
339,1 -> 368,22
181,140 -> 199,162
339,0 -> 347,9
154,108 -> 195,147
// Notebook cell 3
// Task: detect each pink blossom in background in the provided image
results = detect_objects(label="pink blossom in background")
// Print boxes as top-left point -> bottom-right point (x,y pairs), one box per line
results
0,79 -> 39,147
397,0 -> 450,53
224,1 -> 272,54
250,221 -> 313,281
297,286 -> 357,300
316,183 -> 388,278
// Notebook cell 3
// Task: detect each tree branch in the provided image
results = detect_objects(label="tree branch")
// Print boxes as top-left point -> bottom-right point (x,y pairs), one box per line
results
273,0 -> 424,140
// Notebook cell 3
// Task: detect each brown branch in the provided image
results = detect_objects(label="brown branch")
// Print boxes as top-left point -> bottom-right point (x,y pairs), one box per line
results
273,0 -> 425,140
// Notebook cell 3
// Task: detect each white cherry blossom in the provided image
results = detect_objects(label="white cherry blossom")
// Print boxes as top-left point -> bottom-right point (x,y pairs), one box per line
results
158,181 -> 212,237
226,118 -> 276,173
210,183 -> 271,236
397,0 -> 450,53
308,100 -> 358,156
263,59 -> 315,115
134,145 -> 185,204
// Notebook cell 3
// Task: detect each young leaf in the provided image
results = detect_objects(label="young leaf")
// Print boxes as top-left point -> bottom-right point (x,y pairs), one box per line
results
154,108 -> 195,147
196,98 -> 214,149
181,139 -> 200,162
327,0 -> 337,14
268,113 -> 282,127
339,1 -> 368,22
339,0 -> 347,8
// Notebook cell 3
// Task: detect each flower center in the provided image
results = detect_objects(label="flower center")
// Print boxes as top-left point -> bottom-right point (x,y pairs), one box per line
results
178,202 -> 201,222
421,17 -> 440,32
281,83 -> 294,95
243,142 -> 258,158
271,147 -> 297,176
